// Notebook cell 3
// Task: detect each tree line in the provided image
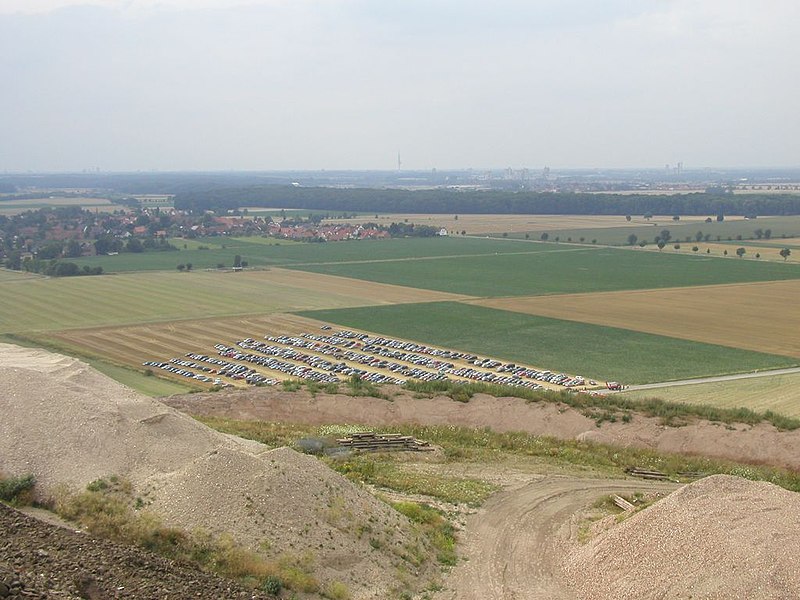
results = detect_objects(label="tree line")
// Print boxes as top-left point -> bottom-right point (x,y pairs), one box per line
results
173,186 -> 800,217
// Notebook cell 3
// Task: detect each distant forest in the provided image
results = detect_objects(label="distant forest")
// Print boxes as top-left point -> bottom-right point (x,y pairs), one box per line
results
173,186 -> 800,217
2,172 -> 799,216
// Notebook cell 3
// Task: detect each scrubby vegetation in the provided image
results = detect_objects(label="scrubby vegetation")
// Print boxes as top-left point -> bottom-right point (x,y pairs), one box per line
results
404,379 -> 800,430
53,476 -> 321,596
199,417 -> 800,494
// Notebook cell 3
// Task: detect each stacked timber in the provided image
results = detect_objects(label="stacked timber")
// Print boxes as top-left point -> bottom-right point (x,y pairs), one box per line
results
625,467 -> 670,480
336,432 -> 433,453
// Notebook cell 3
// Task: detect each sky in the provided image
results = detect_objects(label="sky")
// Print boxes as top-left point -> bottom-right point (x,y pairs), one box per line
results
1,0 -> 798,171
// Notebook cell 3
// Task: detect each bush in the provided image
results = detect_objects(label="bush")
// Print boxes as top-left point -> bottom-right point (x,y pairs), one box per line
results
0,473 -> 36,504
326,581 -> 351,600
262,575 -> 282,595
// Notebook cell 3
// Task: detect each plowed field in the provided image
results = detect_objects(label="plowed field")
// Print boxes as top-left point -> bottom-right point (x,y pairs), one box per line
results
475,280 -> 800,358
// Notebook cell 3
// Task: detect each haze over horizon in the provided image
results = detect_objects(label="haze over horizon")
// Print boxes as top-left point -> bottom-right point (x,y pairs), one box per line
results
2,1 -> 798,172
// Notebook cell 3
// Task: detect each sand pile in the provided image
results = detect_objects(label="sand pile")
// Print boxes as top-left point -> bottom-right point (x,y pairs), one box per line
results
564,475 -> 800,599
0,344 -> 435,598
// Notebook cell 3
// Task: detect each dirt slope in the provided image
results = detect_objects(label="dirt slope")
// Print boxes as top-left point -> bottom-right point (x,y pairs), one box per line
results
0,503 -> 269,600
564,475 -> 800,599
166,387 -> 800,471
0,344 -> 435,599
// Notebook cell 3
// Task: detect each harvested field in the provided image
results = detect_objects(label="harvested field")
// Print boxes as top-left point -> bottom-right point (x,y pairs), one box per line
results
0,268 -> 467,333
564,475 -> 800,599
322,214 -> 737,235
476,280 -> 800,359
51,313 -> 336,382
621,371 -> 800,417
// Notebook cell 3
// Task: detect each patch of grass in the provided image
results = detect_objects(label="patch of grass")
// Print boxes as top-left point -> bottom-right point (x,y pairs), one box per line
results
300,302 -> 797,384
392,502 -> 456,566
331,456 -> 497,507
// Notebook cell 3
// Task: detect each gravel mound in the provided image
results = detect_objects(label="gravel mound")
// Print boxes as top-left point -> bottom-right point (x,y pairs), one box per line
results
564,475 -> 800,599
0,502 -> 268,599
0,344 -> 434,598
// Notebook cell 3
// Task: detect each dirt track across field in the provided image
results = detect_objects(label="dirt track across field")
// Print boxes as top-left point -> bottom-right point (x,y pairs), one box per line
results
433,477 -> 678,600
475,280 -> 800,358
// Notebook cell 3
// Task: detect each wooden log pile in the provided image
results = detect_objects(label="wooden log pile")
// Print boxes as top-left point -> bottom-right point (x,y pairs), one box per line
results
336,432 -> 434,452
625,467 -> 670,480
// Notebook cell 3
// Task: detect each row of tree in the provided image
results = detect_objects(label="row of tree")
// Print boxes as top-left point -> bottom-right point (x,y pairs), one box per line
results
13,258 -> 103,277
173,186 -> 800,217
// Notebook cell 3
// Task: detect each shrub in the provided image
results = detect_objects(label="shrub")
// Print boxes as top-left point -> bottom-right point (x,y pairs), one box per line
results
262,575 -> 283,595
326,580 -> 351,600
0,473 -> 36,504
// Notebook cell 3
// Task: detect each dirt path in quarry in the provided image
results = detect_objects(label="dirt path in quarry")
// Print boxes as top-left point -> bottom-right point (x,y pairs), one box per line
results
432,477 -> 678,600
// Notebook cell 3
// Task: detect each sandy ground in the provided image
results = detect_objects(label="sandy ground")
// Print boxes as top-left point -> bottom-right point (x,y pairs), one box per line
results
475,280 -> 800,358
163,388 -> 800,472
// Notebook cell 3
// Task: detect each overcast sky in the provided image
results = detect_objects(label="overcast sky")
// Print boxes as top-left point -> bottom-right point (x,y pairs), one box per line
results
1,0 -> 798,171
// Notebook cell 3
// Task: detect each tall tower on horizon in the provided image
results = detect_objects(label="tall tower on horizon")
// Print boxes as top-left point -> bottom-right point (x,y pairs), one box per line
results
397,152 -> 401,172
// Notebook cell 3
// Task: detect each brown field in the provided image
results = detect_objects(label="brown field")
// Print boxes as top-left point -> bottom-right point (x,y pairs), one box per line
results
322,214 -> 737,235
52,313 -> 328,383
474,280 -> 800,358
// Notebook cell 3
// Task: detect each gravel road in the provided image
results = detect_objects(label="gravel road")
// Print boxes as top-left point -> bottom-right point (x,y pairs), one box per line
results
433,476 -> 679,600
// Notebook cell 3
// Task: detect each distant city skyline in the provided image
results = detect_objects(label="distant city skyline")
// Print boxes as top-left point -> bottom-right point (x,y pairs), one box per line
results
1,1 -> 798,172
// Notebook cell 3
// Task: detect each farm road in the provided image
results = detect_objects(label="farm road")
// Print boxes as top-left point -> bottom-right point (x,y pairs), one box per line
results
624,366 -> 800,392
434,476 -> 678,600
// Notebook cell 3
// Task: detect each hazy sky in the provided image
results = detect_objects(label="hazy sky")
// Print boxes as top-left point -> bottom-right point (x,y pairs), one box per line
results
2,0 -> 798,171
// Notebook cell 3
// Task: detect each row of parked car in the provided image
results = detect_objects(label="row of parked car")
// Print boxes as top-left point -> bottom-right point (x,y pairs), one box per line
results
142,360 -> 219,384
143,327 -> 588,391
304,331 -> 588,388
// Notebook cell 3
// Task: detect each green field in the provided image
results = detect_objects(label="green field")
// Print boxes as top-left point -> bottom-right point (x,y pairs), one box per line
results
621,372 -> 800,417
291,246 -> 800,297
0,270 -> 394,334
299,302 -> 797,384
507,216 -> 800,246
68,236 -> 547,273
